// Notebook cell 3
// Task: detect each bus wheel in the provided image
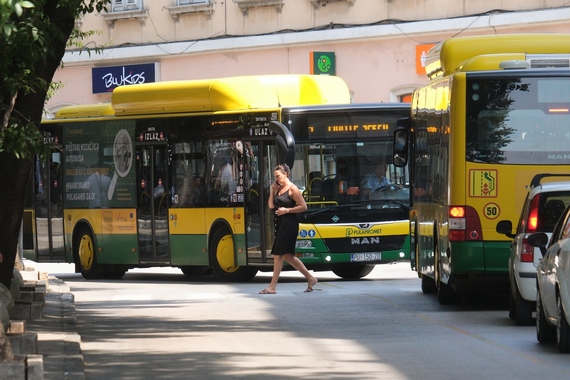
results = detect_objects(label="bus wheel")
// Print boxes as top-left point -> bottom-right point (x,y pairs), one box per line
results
209,228 -> 257,282
437,281 -> 461,305
421,274 -> 437,294
75,227 -> 101,280
105,269 -> 126,280
332,264 -> 375,279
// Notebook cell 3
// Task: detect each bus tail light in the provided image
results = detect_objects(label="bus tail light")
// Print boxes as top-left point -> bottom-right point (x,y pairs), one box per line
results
449,205 -> 482,242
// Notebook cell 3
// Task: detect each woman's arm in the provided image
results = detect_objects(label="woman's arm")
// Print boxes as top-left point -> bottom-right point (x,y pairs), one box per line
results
288,185 -> 307,213
268,182 -> 278,209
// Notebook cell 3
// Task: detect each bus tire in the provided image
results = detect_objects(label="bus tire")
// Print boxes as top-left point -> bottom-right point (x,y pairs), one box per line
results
105,269 -> 126,280
209,227 -> 257,282
180,266 -> 212,277
332,264 -> 374,279
421,274 -> 437,294
75,227 -> 102,280
437,280 -> 461,305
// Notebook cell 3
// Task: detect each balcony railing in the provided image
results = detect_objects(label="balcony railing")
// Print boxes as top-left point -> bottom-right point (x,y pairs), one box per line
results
103,0 -> 147,26
167,0 -> 214,20
234,0 -> 285,16
111,0 -> 143,12
309,0 -> 355,9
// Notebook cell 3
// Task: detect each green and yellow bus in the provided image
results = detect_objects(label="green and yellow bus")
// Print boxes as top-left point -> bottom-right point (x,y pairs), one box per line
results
392,34 -> 570,303
24,74 -> 410,281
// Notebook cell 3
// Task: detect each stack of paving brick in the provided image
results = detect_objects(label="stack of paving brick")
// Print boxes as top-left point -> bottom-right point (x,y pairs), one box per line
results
0,269 -> 47,379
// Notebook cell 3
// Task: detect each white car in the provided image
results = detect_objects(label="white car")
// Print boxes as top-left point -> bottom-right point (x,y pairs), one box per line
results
528,204 -> 570,352
496,175 -> 570,326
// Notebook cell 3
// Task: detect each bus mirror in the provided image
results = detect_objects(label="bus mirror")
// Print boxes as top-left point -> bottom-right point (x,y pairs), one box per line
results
269,121 -> 296,169
495,220 -> 516,239
392,128 -> 408,167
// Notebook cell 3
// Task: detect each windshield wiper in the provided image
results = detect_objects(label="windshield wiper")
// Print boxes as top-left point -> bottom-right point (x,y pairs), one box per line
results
303,200 -> 410,217
303,203 -> 360,217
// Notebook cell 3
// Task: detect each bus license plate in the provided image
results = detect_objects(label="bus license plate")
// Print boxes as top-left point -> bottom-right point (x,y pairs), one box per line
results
350,253 -> 381,262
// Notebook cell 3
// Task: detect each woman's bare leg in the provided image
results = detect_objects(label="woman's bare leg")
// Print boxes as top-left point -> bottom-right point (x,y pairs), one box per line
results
283,254 -> 318,290
259,255 -> 284,294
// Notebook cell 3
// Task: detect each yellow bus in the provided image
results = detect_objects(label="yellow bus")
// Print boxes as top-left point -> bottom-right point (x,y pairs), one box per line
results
392,34 -> 570,303
24,75 -> 411,280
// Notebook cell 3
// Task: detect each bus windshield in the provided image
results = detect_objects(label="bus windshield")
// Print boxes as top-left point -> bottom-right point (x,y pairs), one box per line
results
284,105 -> 410,223
466,75 -> 570,164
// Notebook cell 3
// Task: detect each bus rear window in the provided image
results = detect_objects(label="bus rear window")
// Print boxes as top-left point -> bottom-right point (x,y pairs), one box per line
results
466,77 -> 570,164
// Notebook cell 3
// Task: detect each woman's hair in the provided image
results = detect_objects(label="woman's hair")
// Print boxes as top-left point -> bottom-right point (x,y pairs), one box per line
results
274,163 -> 290,176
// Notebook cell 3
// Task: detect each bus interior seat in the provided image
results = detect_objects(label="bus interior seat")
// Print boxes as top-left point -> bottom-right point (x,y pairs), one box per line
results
321,177 -> 337,201
308,172 -> 322,200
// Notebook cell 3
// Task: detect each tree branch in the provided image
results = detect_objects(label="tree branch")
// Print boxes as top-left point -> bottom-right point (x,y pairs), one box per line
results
2,93 -> 17,131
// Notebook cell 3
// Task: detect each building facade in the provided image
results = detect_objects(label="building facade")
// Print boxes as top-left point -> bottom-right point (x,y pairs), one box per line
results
47,0 -> 570,114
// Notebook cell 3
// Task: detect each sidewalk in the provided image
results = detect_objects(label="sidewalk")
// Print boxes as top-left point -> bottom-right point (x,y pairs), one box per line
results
19,272 -> 85,380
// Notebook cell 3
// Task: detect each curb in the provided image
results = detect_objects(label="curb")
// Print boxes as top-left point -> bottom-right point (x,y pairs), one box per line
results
24,276 -> 85,380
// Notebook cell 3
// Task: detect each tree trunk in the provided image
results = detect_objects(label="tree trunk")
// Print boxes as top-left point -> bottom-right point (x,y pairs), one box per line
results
0,154 -> 31,289
0,1 -> 77,289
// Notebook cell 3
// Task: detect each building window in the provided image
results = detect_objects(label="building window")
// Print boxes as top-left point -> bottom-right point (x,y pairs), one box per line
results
112,0 -> 143,12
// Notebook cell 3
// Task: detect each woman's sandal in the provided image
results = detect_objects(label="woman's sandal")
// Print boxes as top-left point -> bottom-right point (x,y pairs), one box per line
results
259,289 -> 276,294
304,279 -> 319,292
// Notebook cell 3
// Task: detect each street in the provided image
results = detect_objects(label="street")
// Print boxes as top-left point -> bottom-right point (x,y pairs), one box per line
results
35,262 -> 570,379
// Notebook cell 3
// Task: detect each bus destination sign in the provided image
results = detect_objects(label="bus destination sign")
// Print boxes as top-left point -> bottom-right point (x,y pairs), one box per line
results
308,122 -> 390,140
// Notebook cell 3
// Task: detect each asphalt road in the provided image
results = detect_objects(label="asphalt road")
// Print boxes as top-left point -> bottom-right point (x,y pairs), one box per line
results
36,262 -> 570,380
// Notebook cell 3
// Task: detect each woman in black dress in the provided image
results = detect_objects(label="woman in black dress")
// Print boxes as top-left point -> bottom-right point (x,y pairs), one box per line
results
259,164 -> 318,294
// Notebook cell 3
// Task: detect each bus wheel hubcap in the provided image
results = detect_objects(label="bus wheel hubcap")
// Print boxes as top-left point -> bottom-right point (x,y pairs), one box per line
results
79,235 -> 94,270
217,235 -> 238,273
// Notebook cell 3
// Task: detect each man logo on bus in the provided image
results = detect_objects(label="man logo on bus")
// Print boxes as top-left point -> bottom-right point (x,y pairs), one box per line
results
318,55 -> 332,73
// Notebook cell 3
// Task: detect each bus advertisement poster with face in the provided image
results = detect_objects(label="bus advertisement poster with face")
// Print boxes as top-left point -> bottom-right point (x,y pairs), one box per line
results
64,122 -> 135,209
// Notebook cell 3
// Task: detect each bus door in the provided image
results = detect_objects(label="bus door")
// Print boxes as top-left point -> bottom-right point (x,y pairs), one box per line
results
135,144 -> 171,264
243,141 -> 279,264
33,151 -> 65,261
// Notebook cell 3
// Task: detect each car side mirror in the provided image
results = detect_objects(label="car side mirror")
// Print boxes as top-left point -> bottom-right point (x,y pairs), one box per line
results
526,232 -> 549,257
496,220 -> 516,239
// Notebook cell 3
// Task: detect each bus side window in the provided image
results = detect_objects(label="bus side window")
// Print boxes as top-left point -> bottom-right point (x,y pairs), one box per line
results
172,158 -> 192,207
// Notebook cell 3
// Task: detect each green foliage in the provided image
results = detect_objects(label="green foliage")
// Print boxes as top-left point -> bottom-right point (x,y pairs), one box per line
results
0,122 -> 47,159
1,0 -> 111,159
1,0 -> 35,37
